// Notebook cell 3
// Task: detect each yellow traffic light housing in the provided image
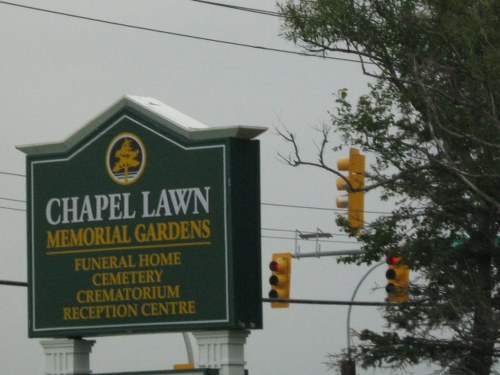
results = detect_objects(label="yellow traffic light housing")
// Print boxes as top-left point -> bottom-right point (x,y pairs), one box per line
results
336,148 -> 365,230
268,253 -> 292,308
385,254 -> 409,302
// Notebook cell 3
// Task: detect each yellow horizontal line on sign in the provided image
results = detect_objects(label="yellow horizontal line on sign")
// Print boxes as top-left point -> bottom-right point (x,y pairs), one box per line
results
45,241 -> 212,256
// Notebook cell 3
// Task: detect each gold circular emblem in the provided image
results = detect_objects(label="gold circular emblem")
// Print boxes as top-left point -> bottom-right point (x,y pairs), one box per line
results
106,132 -> 146,185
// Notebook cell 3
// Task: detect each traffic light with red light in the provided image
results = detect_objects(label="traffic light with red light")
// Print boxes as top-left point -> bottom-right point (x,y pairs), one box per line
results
336,148 -> 365,230
385,254 -> 409,302
268,253 -> 292,308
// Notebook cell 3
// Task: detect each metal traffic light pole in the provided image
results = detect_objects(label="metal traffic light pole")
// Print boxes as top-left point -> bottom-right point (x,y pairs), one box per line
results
292,249 -> 365,258
291,228 -> 365,259
346,262 -> 385,354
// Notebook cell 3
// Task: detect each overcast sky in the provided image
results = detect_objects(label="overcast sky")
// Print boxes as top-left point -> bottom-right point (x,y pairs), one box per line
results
0,1 -> 429,374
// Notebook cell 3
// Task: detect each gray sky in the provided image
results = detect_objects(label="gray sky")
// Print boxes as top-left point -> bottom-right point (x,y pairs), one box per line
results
0,1 -> 414,374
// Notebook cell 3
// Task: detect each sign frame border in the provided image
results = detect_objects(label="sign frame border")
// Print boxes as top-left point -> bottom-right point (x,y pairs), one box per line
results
22,101 -> 264,337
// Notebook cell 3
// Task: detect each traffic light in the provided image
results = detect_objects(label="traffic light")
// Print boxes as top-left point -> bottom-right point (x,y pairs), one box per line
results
268,253 -> 292,308
336,148 -> 365,230
385,254 -> 409,302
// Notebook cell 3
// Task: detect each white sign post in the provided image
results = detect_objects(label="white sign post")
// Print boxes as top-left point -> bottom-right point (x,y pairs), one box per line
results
41,339 -> 95,375
193,330 -> 250,375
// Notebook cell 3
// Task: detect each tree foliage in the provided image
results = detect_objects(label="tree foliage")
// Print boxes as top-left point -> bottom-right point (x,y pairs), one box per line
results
278,1 -> 500,374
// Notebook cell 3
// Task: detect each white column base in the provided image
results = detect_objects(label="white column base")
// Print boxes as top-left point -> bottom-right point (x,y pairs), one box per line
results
41,339 -> 95,375
193,330 -> 250,375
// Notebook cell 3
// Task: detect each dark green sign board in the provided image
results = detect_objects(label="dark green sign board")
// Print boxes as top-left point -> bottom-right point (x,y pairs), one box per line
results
19,96 -> 265,337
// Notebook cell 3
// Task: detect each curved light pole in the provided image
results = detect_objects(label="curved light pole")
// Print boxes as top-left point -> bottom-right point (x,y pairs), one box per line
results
182,332 -> 195,364
346,262 -> 384,356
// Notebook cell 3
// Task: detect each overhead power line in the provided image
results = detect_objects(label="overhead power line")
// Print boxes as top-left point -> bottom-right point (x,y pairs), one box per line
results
0,0 -> 363,63
0,197 -> 25,204
0,281 -> 390,306
0,205 -> 25,212
189,0 -> 280,17
0,198 -> 391,215
0,280 -> 27,287
262,202 -> 390,215
262,297 -> 394,307
0,193 -> 392,216
262,235 -> 356,245
262,227 -> 350,237
0,171 -> 25,177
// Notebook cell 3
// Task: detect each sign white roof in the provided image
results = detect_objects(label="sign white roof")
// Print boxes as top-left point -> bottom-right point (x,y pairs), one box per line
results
17,95 -> 268,155
129,96 -> 209,130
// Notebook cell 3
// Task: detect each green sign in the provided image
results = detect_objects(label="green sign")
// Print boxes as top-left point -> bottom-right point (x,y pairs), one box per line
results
19,96 -> 265,337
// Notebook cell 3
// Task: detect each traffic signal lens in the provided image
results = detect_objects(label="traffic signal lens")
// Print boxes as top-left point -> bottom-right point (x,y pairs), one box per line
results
385,283 -> 397,294
268,290 -> 279,298
386,255 -> 400,265
269,259 -> 288,273
336,177 -> 348,191
269,274 -> 288,286
269,260 -> 279,272
336,195 -> 348,209
337,156 -> 350,171
269,275 -> 279,285
386,269 -> 396,280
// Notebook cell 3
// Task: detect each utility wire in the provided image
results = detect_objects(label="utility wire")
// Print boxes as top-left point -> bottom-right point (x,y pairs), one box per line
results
262,235 -> 356,245
0,205 -> 25,212
0,202 -> 360,245
0,280 -> 27,287
0,171 -> 25,177
262,202 -> 391,215
0,281 -> 390,305
0,197 -> 25,204
262,297 -> 394,307
262,227 -> 350,237
0,1 -> 363,64
189,0 -> 280,17
0,201 -> 390,217
263,202 -> 342,211
0,201 -> 359,243
0,191 -> 392,215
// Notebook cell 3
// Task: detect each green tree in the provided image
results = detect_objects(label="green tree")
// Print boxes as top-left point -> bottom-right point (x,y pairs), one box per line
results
278,1 -> 500,374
